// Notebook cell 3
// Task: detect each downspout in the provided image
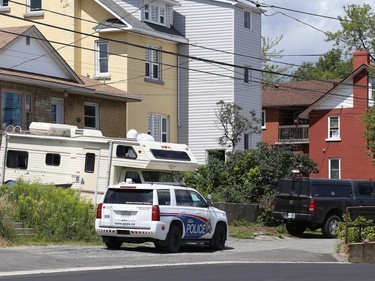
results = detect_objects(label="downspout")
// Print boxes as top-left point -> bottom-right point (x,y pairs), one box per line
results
177,54 -> 181,129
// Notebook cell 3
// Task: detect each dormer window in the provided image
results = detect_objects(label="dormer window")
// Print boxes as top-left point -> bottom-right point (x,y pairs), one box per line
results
144,2 -> 167,26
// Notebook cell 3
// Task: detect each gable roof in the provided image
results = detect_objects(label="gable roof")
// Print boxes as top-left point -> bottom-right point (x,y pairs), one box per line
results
262,80 -> 337,108
0,25 -> 83,84
95,0 -> 188,43
0,25 -> 141,102
299,64 -> 370,119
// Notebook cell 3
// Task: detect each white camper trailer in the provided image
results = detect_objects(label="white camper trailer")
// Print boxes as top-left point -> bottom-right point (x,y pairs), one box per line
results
0,123 -> 198,204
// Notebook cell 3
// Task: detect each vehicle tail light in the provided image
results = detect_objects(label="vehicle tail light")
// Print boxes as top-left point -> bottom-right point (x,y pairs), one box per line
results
96,203 -> 103,219
272,198 -> 276,209
152,205 -> 160,221
308,199 -> 317,212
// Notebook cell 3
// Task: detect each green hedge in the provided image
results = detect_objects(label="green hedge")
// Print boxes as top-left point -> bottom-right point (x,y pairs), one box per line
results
0,180 -> 98,242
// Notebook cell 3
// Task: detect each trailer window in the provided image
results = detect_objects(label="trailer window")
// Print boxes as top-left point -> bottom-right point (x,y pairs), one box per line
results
85,153 -> 95,173
150,149 -> 191,161
116,145 -> 137,159
45,153 -> 61,166
6,150 -> 28,169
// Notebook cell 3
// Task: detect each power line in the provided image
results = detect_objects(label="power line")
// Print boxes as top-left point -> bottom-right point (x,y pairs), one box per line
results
0,3 -> 371,92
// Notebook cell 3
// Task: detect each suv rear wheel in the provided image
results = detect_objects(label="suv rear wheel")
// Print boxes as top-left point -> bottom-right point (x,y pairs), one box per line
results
322,215 -> 340,238
105,238 -> 123,250
163,225 -> 182,253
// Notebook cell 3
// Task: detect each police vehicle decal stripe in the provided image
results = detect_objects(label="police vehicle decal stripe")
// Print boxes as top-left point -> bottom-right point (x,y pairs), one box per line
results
160,213 -> 211,239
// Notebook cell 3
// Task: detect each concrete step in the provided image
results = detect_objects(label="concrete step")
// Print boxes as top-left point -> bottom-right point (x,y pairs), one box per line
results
2,216 -> 35,236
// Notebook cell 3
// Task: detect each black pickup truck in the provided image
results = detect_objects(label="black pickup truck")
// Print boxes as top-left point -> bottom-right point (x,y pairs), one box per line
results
272,178 -> 375,238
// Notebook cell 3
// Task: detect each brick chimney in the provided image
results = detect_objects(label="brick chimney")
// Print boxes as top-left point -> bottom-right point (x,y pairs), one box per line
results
353,50 -> 370,70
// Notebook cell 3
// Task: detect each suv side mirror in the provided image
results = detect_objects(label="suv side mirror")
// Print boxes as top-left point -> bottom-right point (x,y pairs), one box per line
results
207,194 -> 212,206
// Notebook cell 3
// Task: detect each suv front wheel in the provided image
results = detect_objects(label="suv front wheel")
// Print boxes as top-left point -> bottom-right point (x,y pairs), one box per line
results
209,224 -> 226,250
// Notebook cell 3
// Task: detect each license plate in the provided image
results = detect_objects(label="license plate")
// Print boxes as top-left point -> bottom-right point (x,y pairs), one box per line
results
287,213 -> 296,219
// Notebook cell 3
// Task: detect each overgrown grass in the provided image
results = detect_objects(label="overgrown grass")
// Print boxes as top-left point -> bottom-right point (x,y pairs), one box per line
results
0,180 -> 100,244
229,219 -> 287,239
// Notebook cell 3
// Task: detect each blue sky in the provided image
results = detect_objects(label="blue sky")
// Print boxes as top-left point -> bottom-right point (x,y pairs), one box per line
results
261,0 -> 373,67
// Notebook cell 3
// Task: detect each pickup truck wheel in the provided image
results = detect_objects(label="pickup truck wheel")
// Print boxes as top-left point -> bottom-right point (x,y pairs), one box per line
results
163,225 -> 182,253
285,222 -> 306,236
322,215 -> 340,238
209,224 -> 226,251
105,238 -> 123,250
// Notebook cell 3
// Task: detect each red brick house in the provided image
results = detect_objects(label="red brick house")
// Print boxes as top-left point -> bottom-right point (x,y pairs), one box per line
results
300,50 -> 375,180
262,80 -> 335,153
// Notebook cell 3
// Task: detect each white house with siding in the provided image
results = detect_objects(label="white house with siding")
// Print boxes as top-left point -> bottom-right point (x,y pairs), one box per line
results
174,0 -> 262,163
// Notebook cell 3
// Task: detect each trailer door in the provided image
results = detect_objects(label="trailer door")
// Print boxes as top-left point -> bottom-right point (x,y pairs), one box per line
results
80,149 -> 100,195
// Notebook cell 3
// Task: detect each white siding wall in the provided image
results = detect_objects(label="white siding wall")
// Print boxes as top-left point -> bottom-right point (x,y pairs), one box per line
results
114,0 -> 142,19
175,0 -> 262,163
316,83 -> 354,110
175,0 -> 235,163
233,7 -> 262,149
0,34 -> 70,79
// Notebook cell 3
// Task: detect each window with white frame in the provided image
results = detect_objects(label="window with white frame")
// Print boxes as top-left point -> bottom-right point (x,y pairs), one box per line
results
0,0 -> 9,7
95,41 -> 109,77
329,158 -> 340,179
51,97 -> 64,124
262,110 -> 266,129
144,3 -> 167,26
148,113 -> 169,142
244,10 -> 251,29
28,0 -> 41,11
84,102 -> 99,129
145,46 -> 161,81
328,116 -> 340,140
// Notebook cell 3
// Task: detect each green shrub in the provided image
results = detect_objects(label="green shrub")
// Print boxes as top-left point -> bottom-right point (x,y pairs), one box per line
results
337,215 -> 375,243
0,180 -> 99,243
0,196 -> 16,241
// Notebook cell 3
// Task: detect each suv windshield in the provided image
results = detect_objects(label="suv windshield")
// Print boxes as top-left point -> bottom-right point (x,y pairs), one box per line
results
104,189 -> 153,205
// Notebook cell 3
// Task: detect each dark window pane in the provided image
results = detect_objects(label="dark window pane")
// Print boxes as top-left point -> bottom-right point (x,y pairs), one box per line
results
30,0 -> 41,10
85,153 -> 95,173
150,149 -> 191,161
104,189 -> 153,205
6,150 -> 28,169
116,145 -> 137,159
45,153 -> 61,166
157,189 -> 170,205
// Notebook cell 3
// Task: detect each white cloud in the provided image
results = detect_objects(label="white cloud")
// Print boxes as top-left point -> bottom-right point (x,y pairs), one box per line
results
261,0 -> 372,65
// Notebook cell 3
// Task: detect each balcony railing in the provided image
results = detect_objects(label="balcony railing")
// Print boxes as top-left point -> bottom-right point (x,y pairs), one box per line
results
278,125 -> 309,143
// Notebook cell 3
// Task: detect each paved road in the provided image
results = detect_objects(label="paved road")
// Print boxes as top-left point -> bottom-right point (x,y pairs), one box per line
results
0,236 -> 344,277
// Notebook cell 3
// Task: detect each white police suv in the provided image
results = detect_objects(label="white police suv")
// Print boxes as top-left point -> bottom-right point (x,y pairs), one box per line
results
95,182 -> 228,253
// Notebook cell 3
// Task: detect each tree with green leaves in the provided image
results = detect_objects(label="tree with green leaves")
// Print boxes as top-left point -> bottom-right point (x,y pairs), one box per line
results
326,4 -> 375,63
216,100 -> 261,152
261,36 -> 291,83
291,49 -> 352,81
